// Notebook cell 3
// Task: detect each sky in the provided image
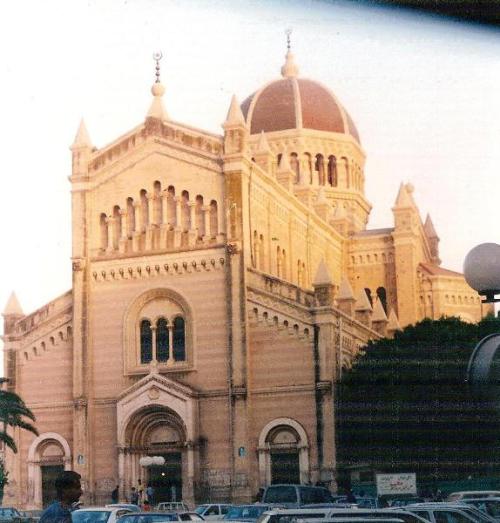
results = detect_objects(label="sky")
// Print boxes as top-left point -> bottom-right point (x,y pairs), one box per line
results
0,0 -> 499,323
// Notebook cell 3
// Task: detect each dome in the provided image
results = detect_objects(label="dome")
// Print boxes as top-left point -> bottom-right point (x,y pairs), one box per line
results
241,77 -> 360,143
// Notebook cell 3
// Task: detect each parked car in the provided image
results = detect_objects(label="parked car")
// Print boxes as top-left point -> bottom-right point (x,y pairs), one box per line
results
18,511 -> 43,523
0,508 -> 37,523
223,505 -> 273,522
195,505 -> 232,520
157,503 -> 191,512
405,502 -> 495,523
459,498 -> 500,520
118,512 -> 205,523
72,507 -> 135,523
261,485 -> 335,507
388,499 -> 425,508
448,494 -> 500,503
255,507 -> 430,523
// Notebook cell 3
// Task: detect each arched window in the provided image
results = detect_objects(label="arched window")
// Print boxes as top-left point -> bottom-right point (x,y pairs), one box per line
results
376,287 -> 387,313
259,234 -> 265,269
113,205 -> 121,250
181,190 -> 190,231
167,186 -> 176,226
304,153 -> 312,184
364,288 -> 373,306
173,317 -> 186,361
196,195 -> 204,237
140,189 -> 148,231
127,197 -> 135,237
315,154 -> 325,185
156,318 -> 169,362
290,153 -> 300,181
100,213 -> 108,251
140,319 -> 152,364
154,181 -> 162,224
328,156 -> 337,187
210,200 -> 218,238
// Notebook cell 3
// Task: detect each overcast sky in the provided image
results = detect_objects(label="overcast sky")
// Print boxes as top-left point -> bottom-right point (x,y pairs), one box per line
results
1,0 -> 499,321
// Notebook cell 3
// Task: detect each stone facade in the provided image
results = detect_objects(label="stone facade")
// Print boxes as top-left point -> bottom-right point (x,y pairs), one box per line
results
1,50 -> 489,508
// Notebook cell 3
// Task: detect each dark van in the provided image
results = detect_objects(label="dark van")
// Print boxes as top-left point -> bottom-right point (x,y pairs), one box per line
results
262,484 -> 335,507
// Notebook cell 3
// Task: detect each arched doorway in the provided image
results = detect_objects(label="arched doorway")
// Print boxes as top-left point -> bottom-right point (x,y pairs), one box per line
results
258,418 -> 310,486
267,426 -> 300,484
27,433 -> 72,509
123,405 -> 187,503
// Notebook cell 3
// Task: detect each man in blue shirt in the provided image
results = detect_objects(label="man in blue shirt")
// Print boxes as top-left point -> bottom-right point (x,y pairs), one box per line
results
39,471 -> 82,523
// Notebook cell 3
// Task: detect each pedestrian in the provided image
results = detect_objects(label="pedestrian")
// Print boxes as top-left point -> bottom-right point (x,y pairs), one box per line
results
143,500 -> 151,512
146,483 -> 154,506
39,470 -> 82,523
111,484 -> 119,504
137,479 -> 144,504
130,487 -> 139,506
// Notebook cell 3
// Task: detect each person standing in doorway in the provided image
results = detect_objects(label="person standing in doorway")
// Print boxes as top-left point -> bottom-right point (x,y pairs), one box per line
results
130,487 -> 139,506
111,485 -> 119,504
39,471 -> 82,523
146,483 -> 154,506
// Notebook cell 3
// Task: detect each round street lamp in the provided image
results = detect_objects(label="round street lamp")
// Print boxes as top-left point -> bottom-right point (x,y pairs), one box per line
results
464,243 -> 500,303
464,243 -> 500,401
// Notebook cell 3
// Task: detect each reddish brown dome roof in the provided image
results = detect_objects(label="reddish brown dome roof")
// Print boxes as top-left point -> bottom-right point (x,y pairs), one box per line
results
241,77 -> 360,143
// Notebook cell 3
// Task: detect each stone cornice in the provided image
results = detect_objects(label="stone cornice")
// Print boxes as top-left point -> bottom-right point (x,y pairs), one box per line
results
90,248 -> 226,283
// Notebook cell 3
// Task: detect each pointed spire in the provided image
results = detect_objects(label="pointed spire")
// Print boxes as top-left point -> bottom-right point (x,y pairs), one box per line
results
337,277 -> 355,300
394,182 -> 414,208
277,151 -> 292,173
372,299 -> 388,322
281,29 -> 299,78
424,214 -> 439,239
387,308 -> 401,332
71,119 -> 93,150
3,292 -> 24,316
313,259 -> 332,286
256,130 -> 271,154
146,51 -> 168,121
224,95 -> 246,127
355,288 -> 373,312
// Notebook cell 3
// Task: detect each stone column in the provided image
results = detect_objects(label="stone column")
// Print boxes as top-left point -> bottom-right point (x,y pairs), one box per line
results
185,442 -> 195,507
217,204 -> 225,241
167,325 -> 174,366
174,197 -> 183,247
119,210 -> 128,253
118,448 -> 125,504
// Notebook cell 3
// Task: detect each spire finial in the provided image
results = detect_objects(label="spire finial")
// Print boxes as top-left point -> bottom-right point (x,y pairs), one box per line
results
153,51 -> 163,83
147,51 -> 168,121
281,29 -> 299,78
286,28 -> 292,51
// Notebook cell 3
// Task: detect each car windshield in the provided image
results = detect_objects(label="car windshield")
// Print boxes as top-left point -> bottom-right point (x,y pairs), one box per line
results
195,507 -> 208,515
73,511 -> 112,523
224,506 -> 268,520
465,501 -> 500,518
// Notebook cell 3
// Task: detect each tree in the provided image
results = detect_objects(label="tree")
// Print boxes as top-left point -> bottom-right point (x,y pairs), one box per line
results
0,378 -> 38,453
336,316 -> 500,482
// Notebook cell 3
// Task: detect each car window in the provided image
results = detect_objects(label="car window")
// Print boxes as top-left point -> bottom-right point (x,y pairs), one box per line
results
409,511 -> 431,521
118,516 -> 136,523
73,511 -> 112,523
221,507 -> 230,515
265,486 -> 297,504
435,512 -> 472,523
206,507 -> 219,516
180,516 -> 191,522
195,507 -> 208,516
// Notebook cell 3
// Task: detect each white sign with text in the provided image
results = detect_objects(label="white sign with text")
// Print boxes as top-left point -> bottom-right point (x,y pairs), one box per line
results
376,473 -> 417,495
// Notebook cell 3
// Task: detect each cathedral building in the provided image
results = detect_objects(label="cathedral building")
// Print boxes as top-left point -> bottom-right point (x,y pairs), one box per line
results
1,48 -> 487,508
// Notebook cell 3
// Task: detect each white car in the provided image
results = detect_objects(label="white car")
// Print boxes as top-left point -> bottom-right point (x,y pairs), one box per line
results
72,507 -> 135,523
195,505 -> 232,520
156,502 -> 190,512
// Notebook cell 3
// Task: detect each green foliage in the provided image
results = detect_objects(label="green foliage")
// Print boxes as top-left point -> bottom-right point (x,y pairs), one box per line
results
0,378 -> 38,453
0,460 -> 8,487
336,316 -> 500,481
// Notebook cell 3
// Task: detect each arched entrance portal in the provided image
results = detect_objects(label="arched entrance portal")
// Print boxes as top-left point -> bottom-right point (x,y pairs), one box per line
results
123,406 -> 187,503
27,433 -> 72,509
